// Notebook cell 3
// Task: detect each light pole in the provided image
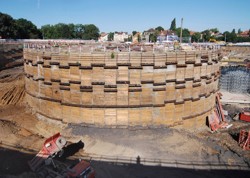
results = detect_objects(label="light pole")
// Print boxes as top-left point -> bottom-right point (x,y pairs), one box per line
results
180,18 -> 183,44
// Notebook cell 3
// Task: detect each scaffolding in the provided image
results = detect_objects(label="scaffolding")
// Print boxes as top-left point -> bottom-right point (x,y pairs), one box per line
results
220,66 -> 250,94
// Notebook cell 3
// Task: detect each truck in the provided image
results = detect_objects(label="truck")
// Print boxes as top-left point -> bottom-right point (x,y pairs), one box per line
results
28,133 -> 95,178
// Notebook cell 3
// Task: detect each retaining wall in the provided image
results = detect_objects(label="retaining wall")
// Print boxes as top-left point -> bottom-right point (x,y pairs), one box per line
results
24,48 -> 220,128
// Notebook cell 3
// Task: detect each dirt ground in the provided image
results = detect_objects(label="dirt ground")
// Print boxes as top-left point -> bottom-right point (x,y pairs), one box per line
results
0,66 -> 250,178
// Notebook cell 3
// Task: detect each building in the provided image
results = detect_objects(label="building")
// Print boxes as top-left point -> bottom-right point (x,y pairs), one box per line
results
114,32 -> 128,42
99,32 -> 108,42
157,30 -> 178,43
238,30 -> 250,38
132,32 -> 142,43
142,28 -> 155,42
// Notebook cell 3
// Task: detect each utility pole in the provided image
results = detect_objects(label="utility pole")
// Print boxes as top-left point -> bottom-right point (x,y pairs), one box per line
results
180,18 -> 183,44
224,33 -> 227,43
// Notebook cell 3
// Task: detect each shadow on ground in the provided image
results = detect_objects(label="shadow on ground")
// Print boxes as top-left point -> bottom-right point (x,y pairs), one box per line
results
0,146 -> 249,178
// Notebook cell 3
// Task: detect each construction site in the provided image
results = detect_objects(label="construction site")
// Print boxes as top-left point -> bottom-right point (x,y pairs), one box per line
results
0,41 -> 250,178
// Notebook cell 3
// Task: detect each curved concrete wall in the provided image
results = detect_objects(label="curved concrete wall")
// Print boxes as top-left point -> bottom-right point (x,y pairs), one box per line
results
24,47 -> 220,128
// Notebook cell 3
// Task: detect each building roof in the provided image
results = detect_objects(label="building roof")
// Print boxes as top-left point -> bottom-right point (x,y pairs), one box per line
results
159,30 -> 176,36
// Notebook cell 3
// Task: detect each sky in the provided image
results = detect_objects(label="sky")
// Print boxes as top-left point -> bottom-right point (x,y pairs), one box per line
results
0,0 -> 249,33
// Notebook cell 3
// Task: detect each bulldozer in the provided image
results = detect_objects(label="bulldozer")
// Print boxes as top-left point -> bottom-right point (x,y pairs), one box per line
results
28,133 -> 95,178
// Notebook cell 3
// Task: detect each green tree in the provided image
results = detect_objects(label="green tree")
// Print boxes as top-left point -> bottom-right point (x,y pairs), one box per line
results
0,12 -> 15,38
210,28 -> 219,33
108,32 -> 114,41
237,28 -> 242,34
223,31 -> 230,42
15,18 -> 41,39
149,33 -> 157,42
170,18 -> 176,31
231,29 -> 237,43
41,24 -> 54,39
155,26 -> 164,32
191,32 -> 201,42
74,24 -> 85,39
201,30 -> 211,42
82,24 -> 99,40
175,28 -> 190,37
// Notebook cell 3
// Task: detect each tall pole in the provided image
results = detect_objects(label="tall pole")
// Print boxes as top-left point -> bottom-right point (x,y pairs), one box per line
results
180,18 -> 183,44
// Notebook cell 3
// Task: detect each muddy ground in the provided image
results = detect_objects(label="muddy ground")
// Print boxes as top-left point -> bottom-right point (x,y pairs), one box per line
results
0,66 -> 249,178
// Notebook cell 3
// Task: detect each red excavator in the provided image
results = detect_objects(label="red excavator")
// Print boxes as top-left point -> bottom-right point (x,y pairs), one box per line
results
28,132 -> 95,178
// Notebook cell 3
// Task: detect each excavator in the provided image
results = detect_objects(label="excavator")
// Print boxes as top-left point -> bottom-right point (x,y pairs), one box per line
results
28,133 -> 95,178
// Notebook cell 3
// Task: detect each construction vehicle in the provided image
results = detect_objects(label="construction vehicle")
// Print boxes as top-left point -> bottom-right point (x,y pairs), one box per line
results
239,112 -> 250,122
28,133 -> 95,178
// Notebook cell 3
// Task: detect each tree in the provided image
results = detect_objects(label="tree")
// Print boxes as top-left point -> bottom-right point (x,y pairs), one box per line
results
201,29 -> 211,42
74,24 -> 85,39
108,32 -> 114,41
155,26 -> 164,32
0,12 -> 15,38
191,32 -> 201,42
170,18 -> 176,31
149,33 -> 157,42
82,24 -> 99,40
132,31 -> 137,36
41,24 -> 54,39
175,28 -> 190,37
15,18 -> 41,39
231,29 -> 237,43
210,28 -> 219,33
237,28 -> 242,34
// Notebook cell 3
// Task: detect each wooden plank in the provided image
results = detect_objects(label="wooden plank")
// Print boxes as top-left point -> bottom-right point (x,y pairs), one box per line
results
60,68 -> 69,83
105,69 -> 116,85
117,84 -> 128,106
185,64 -> 194,79
152,107 -> 165,125
92,85 -> 104,105
176,67 -> 185,81
165,82 -> 175,101
104,92 -> 117,106
117,66 -> 128,82
71,91 -> 81,104
104,109 -> 117,126
166,65 -> 176,81
129,109 -> 141,126
70,66 -> 80,81
193,66 -> 201,80
140,108 -> 152,126
92,67 -> 104,83
129,69 -> 141,85
129,91 -> 141,106
93,109 -> 104,126
153,68 -> 166,84
141,66 -> 153,82
141,84 -> 152,105
116,109 -> 128,127
81,69 -> 92,86
153,90 -> 165,105
81,92 -> 92,105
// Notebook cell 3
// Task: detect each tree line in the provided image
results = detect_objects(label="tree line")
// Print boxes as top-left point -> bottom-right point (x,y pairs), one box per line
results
0,12 -> 99,40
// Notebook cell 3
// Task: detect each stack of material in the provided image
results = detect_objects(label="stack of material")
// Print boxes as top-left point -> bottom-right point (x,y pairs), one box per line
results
238,130 -> 250,150
208,94 -> 231,131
